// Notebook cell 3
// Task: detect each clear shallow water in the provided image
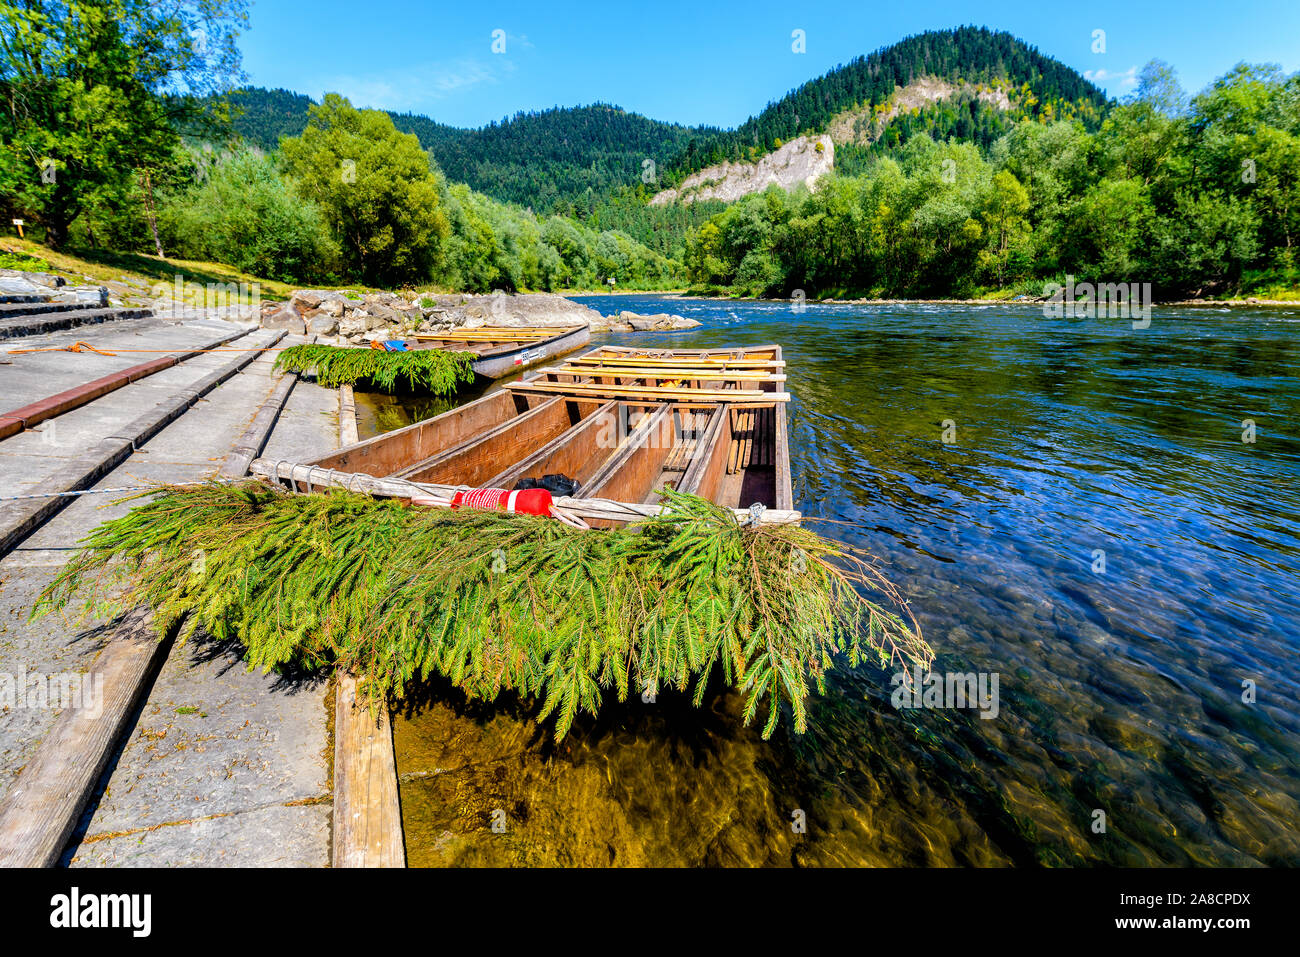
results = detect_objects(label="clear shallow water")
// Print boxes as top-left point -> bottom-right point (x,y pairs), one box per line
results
378,297 -> 1300,867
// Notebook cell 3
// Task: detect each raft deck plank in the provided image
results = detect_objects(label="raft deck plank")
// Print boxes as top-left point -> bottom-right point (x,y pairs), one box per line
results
545,365 -> 787,382
0,353 -> 299,867
565,356 -> 785,369
0,608 -> 171,867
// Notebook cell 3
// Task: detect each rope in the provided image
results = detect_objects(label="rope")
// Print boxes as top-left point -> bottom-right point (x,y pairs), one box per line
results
7,340 -> 120,356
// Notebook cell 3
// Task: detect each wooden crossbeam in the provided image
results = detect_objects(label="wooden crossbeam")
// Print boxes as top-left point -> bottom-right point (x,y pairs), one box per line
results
567,355 -> 784,369
507,380 -> 788,404
412,333 -> 551,342
545,365 -> 786,382
412,325 -> 580,341
465,325 -> 581,333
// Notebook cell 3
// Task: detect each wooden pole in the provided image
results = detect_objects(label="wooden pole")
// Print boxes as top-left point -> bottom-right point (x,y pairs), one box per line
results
248,458 -> 802,525
330,385 -> 405,868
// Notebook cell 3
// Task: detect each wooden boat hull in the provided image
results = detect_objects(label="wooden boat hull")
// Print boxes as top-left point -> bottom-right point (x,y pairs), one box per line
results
528,344 -> 793,512
300,344 -> 794,521
392,324 -> 591,379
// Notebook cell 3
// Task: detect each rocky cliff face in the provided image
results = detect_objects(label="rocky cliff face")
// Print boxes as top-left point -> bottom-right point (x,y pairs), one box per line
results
827,76 -> 1012,147
647,76 -> 1015,209
649,135 -> 834,206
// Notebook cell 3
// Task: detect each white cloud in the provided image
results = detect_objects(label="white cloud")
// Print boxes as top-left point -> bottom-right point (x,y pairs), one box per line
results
1084,66 -> 1139,90
317,57 -> 514,113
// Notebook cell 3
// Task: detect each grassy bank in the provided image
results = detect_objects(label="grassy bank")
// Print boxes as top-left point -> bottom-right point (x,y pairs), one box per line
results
1,238 -> 687,306
0,236 -> 313,304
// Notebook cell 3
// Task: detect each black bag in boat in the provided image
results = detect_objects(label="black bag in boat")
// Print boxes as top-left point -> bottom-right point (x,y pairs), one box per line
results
515,473 -> 581,497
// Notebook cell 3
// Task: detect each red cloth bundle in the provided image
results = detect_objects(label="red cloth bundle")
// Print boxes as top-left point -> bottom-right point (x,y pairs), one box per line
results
450,487 -> 553,516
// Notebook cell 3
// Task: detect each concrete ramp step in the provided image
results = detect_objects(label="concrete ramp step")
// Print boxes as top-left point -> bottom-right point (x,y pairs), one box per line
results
0,307 -> 153,341
0,300 -> 102,318
0,328 -> 286,557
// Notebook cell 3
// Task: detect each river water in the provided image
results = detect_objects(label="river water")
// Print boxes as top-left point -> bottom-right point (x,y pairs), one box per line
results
369,296 -> 1300,867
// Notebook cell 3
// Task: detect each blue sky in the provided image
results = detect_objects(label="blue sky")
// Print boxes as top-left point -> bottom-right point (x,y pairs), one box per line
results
237,0 -> 1300,129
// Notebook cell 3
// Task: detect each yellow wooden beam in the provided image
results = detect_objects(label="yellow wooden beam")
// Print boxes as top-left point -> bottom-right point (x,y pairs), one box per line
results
508,380 -> 788,403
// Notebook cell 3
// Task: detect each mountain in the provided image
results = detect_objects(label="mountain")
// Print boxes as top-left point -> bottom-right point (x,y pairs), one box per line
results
223,87 -> 317,149
212,28 -> 1110,217
667,26 -> 1108,178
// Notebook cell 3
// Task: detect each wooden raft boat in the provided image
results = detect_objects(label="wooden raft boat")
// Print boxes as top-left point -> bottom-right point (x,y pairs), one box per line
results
251,344 -> 797,525
376,324 -> 591,379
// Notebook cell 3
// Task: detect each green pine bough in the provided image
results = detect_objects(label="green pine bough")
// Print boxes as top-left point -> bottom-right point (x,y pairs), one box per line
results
33,483 -> 933,740
273,344 -> 477,394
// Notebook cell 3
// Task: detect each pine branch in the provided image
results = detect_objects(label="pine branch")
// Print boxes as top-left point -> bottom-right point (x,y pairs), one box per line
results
33,483 -> 933,740
274,344 -> 477,394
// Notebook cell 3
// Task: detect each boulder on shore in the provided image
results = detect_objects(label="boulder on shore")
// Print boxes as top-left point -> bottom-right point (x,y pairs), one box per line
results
619,310 -> 702,331
258,289 -> 704,343
261,303 -> 305,335
432,292 -> 605,330
306,315 -> 339,335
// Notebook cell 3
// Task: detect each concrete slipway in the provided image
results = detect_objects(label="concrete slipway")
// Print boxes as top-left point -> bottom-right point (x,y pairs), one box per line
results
0,304 -> 339,866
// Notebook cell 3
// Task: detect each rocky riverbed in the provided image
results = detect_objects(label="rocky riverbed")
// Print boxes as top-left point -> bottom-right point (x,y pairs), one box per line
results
258,290 -> 701,342
3,266 -> 703,339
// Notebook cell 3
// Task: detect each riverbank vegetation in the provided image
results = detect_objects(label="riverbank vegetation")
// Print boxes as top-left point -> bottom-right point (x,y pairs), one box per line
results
684,62 -> 1300,301
2,10 -> 1296,302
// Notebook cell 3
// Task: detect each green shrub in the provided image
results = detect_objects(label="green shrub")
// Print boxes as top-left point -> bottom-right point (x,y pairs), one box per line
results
160,149 -> 340,283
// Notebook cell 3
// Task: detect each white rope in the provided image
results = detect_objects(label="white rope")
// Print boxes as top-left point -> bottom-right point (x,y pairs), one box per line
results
249,460 -> 803,525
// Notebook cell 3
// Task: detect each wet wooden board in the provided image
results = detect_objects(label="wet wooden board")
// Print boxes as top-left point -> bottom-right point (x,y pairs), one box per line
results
565,356 -> 784,369
333,672 -> 404,868
332,388 -> 404,868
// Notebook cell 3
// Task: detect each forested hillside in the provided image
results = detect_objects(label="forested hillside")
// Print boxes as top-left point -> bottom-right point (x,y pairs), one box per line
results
222,87 -> 316,147
392,104 -> 718,212
222,90 -> 713,213
683,62 -> 1300,300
